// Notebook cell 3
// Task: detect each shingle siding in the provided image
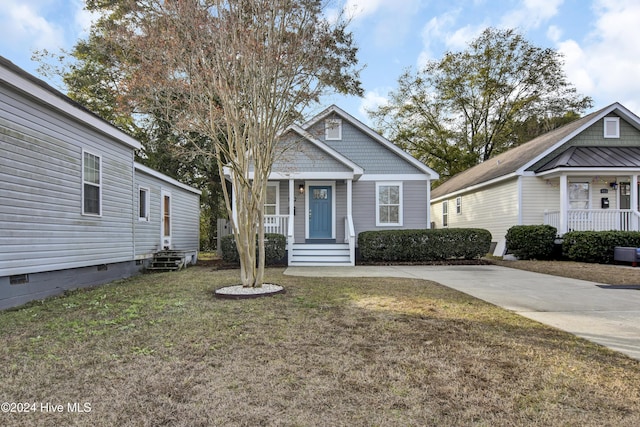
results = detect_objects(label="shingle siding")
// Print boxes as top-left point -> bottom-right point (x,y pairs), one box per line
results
307,115 -> 424,175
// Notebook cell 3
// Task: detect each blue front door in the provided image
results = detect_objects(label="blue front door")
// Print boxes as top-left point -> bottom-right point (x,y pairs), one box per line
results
309,186 -> 332,239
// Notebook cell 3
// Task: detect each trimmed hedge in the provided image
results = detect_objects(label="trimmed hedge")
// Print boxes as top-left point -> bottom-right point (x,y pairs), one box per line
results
562,231 -> 640,264
221,233 -> 286,265
505,225 -> 557,260
358,228 -> 492,262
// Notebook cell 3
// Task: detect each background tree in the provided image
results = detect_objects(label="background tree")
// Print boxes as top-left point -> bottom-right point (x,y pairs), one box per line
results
109,0 -> 361,287
370,28 -> 592,184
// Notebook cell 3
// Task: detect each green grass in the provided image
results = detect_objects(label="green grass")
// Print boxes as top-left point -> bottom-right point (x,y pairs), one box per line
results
1,266 -> 639,426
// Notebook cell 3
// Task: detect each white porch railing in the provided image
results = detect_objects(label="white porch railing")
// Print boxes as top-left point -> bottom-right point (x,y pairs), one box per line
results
344,215 -> 356,266
544,209 -> 640,232
264,215 -> 289,235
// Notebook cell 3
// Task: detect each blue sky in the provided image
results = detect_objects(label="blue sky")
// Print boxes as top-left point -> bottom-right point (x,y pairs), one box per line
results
2,0 -> 639,125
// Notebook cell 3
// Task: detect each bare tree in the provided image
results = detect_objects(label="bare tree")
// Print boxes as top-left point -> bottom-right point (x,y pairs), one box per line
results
114,0 -> 361,287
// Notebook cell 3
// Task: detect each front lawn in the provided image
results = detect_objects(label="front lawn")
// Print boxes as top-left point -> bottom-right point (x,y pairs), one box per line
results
1,267 -> 639,426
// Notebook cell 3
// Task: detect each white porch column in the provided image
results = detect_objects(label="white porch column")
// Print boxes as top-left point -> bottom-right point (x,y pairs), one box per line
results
288,179 -> 295,241
632,175 -> 639,230
559,174 -> 568,234
347,179 -> 353,218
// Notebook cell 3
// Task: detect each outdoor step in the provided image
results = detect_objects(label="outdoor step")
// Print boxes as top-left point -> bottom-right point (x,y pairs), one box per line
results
290,255 -> 351,263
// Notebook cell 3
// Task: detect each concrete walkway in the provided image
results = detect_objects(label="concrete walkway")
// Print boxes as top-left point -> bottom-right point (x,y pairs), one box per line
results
284,265 -> 640,361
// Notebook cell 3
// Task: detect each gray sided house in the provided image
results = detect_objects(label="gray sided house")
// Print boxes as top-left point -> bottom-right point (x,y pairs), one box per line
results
226,105 -> 439,266
430,102 -> 640,256
0,56 -> 200,309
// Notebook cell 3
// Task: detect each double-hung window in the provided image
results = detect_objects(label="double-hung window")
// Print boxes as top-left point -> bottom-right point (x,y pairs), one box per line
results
264,183 -> 279,215
82,150 -> 101,215
376,182 -> 402,226
568,183 -> 589,209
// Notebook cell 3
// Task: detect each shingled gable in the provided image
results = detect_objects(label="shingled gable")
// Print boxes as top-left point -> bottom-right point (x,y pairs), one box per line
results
431,102 -> 640,199
303,104 -> 439,178
274,123 -> 364,177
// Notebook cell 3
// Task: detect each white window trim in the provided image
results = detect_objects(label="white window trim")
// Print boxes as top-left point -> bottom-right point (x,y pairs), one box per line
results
81,149 -> 102,216
138,186 -> 150,221
325,118 -> 342,140
568,181 -> 591,210
456,196 -> 462,215
604,117 -> 620,138
265,182 -> 280,215
375,181 -> 403,226
442,201 -> 449,227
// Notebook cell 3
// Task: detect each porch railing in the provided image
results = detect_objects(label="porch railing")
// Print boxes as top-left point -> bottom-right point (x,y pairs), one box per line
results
344,215 -> 356,266
264,215 -> 289,235
544,209 -> 640,232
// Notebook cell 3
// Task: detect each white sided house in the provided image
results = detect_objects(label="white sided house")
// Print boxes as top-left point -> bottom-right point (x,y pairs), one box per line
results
0,56 -> 200,309
226,105 -> 439,266
430,102 -> 640,256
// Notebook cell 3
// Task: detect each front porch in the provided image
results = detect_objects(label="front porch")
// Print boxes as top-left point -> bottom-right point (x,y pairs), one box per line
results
544,209 -> 640,232
541,174 -> 640,234
263,212 -> 356,266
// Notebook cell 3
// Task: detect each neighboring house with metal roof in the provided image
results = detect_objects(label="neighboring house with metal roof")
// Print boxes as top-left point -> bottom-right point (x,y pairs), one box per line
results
226,105 -> 440,266
0,56 -> 200,309
430,102 -> 640,256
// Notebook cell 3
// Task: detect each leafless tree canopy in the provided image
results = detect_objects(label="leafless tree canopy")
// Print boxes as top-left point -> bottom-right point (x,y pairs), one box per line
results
111,0 -> 362,286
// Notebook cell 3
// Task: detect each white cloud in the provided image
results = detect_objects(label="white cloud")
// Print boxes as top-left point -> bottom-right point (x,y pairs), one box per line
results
1,0 -> 65,51
417,12 -> 484,69
359,89 -> 389,117
557,0 -> 640,111
343,0 -> 386,20
546,24 -> 563,42
73,0 -> 101,38
500,0 -> 564,30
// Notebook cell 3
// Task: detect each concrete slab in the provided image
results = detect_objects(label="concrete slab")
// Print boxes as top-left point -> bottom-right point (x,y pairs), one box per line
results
285,265 -> 640,361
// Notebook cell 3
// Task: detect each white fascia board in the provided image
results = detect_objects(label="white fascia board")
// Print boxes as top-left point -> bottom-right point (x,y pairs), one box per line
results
135,162 -> 202,195
430,172 -> 518,203
262,171 -> 355,180
536,167 -> 640,179
516,102 -> 635,174
359,174 -> 429,181
302,105 -> 439,179
0,65 -> 142,150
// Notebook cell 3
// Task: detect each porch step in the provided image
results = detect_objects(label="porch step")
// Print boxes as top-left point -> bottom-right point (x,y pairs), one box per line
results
289,243 -> 353,266
146,251 -> 185,272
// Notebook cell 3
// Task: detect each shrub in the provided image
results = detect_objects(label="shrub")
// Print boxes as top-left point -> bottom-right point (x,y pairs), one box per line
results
505,225 -> 557,260
562,231 -> 640,264
221,233 -> 286,265
358,228 -> 492,262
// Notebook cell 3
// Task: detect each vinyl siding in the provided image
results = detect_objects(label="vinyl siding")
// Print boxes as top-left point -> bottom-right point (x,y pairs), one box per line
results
520,176 -> 561,225
431,179 -> 519,254
353,180 -> 428,238
0,82 -> 135,276
134,170 -> 200,256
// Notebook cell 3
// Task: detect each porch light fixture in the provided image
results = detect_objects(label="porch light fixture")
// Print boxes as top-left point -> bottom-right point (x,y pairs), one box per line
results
610,182 -> 618,189
299,184 -> 305,194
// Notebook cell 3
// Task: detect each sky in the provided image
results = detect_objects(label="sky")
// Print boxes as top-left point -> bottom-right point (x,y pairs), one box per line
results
1,0 -> 640,126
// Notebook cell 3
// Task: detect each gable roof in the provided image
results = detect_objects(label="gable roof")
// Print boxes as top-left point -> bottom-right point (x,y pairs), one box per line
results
0,56 -> 141,150
431,102 -> 640,199
303,105 -> 439,179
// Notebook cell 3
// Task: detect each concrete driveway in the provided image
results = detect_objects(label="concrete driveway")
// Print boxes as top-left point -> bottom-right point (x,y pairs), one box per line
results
284,265 -> 640,361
